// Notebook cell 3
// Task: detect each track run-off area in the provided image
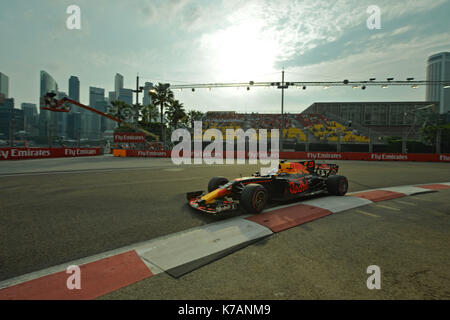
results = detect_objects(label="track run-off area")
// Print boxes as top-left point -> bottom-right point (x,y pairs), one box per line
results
0,155 -> 449,299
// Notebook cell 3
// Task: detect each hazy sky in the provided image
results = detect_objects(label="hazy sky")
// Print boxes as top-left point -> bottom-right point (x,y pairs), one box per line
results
1,0 -> 449,113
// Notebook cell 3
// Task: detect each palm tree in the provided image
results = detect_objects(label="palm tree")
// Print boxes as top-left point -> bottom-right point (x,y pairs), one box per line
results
149,83 -> 174,146
141,104 -> 159,124
109,100 -> 132,127
186,110 -> 204,128
165,100 -> 187,130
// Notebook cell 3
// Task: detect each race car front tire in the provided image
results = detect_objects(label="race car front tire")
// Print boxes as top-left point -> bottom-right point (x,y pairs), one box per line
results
207,176 -> 229,193
326,175 -> 348,196
240,184 -> 268,213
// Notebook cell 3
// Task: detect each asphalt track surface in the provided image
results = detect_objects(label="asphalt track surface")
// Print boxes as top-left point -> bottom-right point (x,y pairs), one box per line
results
1,156 -> 449,299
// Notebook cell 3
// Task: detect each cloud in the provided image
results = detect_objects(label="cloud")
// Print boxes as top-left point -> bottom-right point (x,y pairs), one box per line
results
3,0 -> 449,111
379,0 -> 448,20
220,0 -> 447,64
369,25 -> 413,41
286,31 -> 450,82
140,0 -> 192,25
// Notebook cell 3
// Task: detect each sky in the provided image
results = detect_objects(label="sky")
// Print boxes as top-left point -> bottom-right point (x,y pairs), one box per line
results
1,0 -> 449,114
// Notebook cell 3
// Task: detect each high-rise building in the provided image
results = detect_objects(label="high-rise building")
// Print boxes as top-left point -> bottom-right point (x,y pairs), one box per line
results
108,91 -> 116,102
143,82 -> 154,106
89,87 -> 105,108
67,76 -> 83,138
0,98 -> 24,141
21,103 -> 38,134
39,70 -> 59,137
56,91 -> 69,137
0,72 -> 9,98
0,97 -> 14,109
93,100 -> 116,133
40,71 -> 58,102
103,98 -> 117,132
21,103 -> 37,117
87,87 -> 105,139
426,52 -> 450,114
118,88 -> 133,106
68,76 -> 80,102
114,73 -> 124,100
67,112 -> 83,140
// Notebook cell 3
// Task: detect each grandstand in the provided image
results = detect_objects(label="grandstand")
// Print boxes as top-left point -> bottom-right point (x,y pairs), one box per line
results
302,101 -> 441,139
296,113 -> 370,143
183,105 -> 448,153
201,111 -> 365,143
203,111 -> 307,142
196,102 -> 442,146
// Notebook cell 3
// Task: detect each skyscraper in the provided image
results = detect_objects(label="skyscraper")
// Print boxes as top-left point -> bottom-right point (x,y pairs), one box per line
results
67,76 -> 82,139
143,82 -> 154,106
114,73 -> 124,100
426,52 -> 450,114
87,87 -> 105,139
67,112 -> 82,140
39,70 -> 58,137
118,88 -> 133,106
57,91 -> 69,137
40,71 -> 58,100
108,91 -> 116,102
89,87 -> 105,108
0,72 -> 8,98
0,98 -> 24,141
68,76 -> 80,102
21,103 -> 37,117
21,103 -> 38,134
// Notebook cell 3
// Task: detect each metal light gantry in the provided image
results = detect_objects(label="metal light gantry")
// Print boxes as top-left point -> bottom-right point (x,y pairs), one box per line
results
166,76 -> 450,151
168,79 -> 450,90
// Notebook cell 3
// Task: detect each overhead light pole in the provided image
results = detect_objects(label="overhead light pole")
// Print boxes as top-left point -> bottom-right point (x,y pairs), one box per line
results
277,69 -> 289,151
132,74 -> 145,128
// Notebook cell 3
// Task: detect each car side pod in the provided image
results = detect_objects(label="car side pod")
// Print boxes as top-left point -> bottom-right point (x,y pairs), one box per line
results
186,191 -> 203,201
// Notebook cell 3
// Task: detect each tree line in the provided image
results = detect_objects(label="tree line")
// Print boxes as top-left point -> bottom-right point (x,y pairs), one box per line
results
108,82 -> 204,130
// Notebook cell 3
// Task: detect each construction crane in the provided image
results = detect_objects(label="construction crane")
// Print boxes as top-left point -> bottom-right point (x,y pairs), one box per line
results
41,92 -> 159,141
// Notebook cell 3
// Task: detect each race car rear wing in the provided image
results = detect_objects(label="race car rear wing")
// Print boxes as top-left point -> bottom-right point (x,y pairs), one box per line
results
313,162 -> 339,177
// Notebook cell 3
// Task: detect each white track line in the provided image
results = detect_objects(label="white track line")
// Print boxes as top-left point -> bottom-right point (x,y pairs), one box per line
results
355,210 -> 381,218
375,204 -> 401,211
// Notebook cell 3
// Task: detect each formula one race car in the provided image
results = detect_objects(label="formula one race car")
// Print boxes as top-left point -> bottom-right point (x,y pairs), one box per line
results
186,160 -> 348,215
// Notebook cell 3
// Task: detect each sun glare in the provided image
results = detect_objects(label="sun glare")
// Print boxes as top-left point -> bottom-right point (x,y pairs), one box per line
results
202,19 -> 279,81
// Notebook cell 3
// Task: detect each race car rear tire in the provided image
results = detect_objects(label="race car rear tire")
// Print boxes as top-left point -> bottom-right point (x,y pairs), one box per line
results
240,184 -> 268,213
208,176 -> 229,192
326,175 -> 348,196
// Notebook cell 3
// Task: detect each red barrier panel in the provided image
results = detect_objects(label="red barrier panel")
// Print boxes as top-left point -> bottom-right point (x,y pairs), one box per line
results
0,148 -> 102,160
279,151 -> 450,162
114,133 -> 146,143
123,149 -> 450,163
125,150 -> 171,158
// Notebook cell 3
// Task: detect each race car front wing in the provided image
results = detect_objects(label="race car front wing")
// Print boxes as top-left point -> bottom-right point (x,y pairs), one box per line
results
187,191 -> 239,214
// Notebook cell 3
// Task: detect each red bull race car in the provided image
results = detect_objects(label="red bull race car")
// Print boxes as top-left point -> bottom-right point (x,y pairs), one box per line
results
186,160 -> 348,214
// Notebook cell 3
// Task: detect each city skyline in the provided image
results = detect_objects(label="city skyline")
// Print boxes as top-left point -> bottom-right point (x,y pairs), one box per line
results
1,0 -> 450,113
